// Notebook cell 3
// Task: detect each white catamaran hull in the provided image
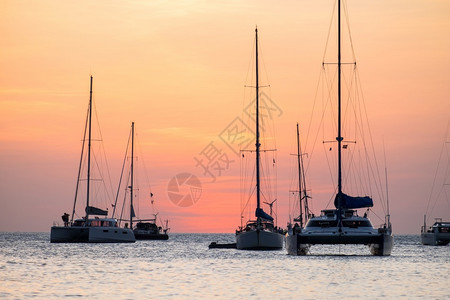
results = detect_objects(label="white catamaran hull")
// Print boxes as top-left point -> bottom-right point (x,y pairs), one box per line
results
292,223 -> 393,256
369,232 -> 394,256
50,226 -> 135,243
285,233 -> 309,255
50,226 -> 89,243
236,230 -> 284,250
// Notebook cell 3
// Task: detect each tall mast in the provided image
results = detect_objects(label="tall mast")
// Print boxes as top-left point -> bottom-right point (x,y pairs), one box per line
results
85,75 -> 93,220
296,123 -> 303,227
255,27 -> 261,225
337,0 -> 343,212
130,122 -> 135,229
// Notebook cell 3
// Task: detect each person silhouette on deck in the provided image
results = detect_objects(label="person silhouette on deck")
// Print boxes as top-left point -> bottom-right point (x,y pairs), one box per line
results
61,213 -> 69,227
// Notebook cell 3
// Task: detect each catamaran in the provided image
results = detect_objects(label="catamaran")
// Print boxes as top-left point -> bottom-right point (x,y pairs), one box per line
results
50,76 -> 135,243
287,0 -> 393,255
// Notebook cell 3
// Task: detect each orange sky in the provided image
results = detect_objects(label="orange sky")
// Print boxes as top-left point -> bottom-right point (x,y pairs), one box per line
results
1,0 -> 449,234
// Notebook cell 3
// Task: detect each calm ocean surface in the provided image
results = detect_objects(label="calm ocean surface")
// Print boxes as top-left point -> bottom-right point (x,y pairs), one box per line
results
0,233 -> 448,299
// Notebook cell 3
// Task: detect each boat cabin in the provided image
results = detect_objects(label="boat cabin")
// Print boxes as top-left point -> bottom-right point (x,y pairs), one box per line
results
240,220 -> 275,232
134,221 -> 161,234
305,209 -> 374,229
427,222 -> 450,233
71,218 -> 118,227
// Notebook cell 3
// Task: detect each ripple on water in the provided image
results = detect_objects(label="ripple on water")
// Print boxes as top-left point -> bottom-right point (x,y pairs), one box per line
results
0,233 -> 449,299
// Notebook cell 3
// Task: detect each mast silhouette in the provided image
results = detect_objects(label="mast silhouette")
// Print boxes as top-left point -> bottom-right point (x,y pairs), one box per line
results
130,122 -> 135,229
255,27 -> 261,227
295,123 -> 309,227
85,75 -> 93,221
336,0 -> 343,227
296,123 -> 303,227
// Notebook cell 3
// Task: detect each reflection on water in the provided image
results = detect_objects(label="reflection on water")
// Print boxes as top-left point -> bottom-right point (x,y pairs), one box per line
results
0,233 -> 448,299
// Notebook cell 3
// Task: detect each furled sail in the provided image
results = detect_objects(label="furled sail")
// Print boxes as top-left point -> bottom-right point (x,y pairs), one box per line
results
255,208 -> 274,221
334,192 -> 373,209
86,206 -> 108,216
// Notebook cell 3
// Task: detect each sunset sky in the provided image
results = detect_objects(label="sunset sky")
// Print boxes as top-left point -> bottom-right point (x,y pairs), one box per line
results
1,0 -> 449,234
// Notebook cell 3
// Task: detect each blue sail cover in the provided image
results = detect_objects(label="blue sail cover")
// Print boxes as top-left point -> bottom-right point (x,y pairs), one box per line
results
334,193 -> 373,209
86,206 -> 108,216
255,208 -> 274,221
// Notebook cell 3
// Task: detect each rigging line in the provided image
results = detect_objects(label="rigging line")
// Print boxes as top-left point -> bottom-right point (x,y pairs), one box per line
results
118,172 -> 130,227
323,141 -> 336,201
341,69 -> 371,195
135,129 -> 157,213
112,127 -> 132,218
239,151 -> 244,227
425,118 -> 450,217
90,149 -> 111,208
428,141 -> 450,217
242,33 -> 256,121
71,105 -> 89,224
383,138 -> 391,218
343,0 -> 357,61
240,152 -> 256,218
257,35 -> 272,93
368,208 -> 385,225
92,100 -> 115,205
304,66 -> 335,176
324,64 -> 339,136
322,0 -> 338,62
355,68 -> 388,208
340,62 -> 386,207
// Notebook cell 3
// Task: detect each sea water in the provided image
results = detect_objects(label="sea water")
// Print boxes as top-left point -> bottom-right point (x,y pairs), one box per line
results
0,233 -> 448,299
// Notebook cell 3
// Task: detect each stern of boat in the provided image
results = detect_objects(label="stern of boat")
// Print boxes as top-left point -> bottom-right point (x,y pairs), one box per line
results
369,229 -> 394,256
236,229 -> 283,250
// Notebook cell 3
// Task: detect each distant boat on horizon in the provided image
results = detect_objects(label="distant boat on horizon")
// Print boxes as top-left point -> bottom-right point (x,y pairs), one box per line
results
421,120 -> 450,246
115,122 -> 169,241
50,76 -> 135,243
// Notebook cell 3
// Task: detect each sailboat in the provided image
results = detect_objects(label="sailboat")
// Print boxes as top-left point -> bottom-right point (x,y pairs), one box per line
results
421,121 -> 450,246
289,0 -> 393,255
235,28 -> 284,250
116,122 -> 169,240
421,218 -> 450,246
50,76 -> 135,243
286,124 -> 310,255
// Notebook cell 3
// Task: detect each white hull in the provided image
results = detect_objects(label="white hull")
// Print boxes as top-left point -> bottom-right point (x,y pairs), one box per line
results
293,230 -> 393,256
369,232 -> 394,256
291,210 -> 394,256
286,233 -> 309,255
236,230 -> 284,250
50,226 -> 135,243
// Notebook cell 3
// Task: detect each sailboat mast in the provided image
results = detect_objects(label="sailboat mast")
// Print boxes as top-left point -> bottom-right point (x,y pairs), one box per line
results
296,123 -> 303,227
85,75 -> 93,220
130,122 -> 135,229
337,0 -> 343,207
255,27 -> 261,222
